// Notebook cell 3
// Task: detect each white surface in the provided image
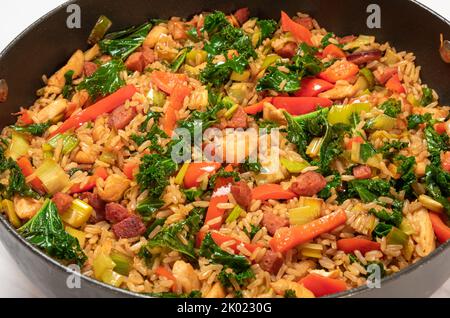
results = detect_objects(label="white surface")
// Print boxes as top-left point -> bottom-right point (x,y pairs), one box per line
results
0,0 -> 449,298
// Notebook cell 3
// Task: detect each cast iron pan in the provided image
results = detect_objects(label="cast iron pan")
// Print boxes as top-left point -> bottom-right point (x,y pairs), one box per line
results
0,0 -> 449,298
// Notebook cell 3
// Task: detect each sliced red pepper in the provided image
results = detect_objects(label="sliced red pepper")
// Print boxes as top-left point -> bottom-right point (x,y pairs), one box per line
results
150,71 -> 188,95
385,74 -> 405,94
337,238 -> 381,254
299,273 -> 347,297
243,97 -> 273,115
169,84 -> 192,111
429,212 -> 450,243
294,78 -> 335,97
49,85 -> 137,138
123,162 -> 139,180
252,184 -> 296,201
183,162 -> 222,189
16,157 -> 46,194
322,44 -> 346,59
441,151 -> 450,173
161,106 -> 177,136
434,122 -> 447,135
154,266 -> 177,292
280,11 -> 313,45
345,136 -> 364,150
271,97 -> 333,115
18,110 -> 34,125
69,167 -> 108,194
319,60 -> 360,83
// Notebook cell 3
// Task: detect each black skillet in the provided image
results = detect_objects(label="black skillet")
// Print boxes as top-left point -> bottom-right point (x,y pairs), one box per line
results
0,0 -> 449,297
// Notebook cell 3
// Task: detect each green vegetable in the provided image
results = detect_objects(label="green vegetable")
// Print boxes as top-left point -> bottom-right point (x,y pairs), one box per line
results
48,133 -> 79,155
136,197 -> 164,219
394,155 -> 416,197
226,205 -> 244,223
425,164 -> 450,216
139,111 -> 163,132
110,250 -> 132,276
208,168 -> 240,189
200,232 -> 254,288
420,87 -> 434,106
88,15 -> 113,45
144,218 -> 166,238
10,122 -> 51,136
171,48 -> 190,72
327,103 -> 371,125
284,289 -> 297,298
321,32 -> 336,48
131,124 -> 168,153
18,199 -> 86,266
200,55 -> 248,87
345,179 -> 391,203
7,132 -> 29,160
378,140 -> 408,160
369,204 -> 402,228
372,222 -> 393,238
182,188 -> 204,202
186,27 -> 200,41
386,227 -> 408,246
62,70 -> 75,98
318,173 -> 341,200
201,11 -> 230,35
407,113 -> 432,130
136,153 -> 178,199
424,125 -> 449,165
316,123 -> 349,175
360,143 -> 377,162
99,23 -> 152,60
77,59 -> 125,99
243,224 -> 261,240
142,208 -> 204,260
256,19 -> 278,46
291,43 -> 324,77
256,66 -> 300,92
379,98 -> 401,118
359,68 -> 375,89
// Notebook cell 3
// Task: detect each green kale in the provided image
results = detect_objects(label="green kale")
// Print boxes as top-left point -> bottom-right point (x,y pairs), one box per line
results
204,24 -> 255,59
201,11 -> 230,35
256,65 -> 300,92
360,143 -> 377,162
369,202 -> 403,228
200,55 -> 248,87
241,159 -> 262,173
18,200 -> 86,266
394,155 -> 416,197
10,122 -> 51,136
318,173 -> 341,200
407,113 -> 432,130
243,224 -> 262,240
177,101 -> 226,138
424,125 -> 449,165
321,32 -> 339,48
208,168 -> 240,189
131,124 -> 168,153
345,179 -> 391,203
218,267 -> 255,288
136,197 -> 164,219
186,27 -> 200,41
256,19 -> 278,46
77,59 -> 125,99
420,87 -> 434,106
316,123 -> 349,175
258,119 -> 279,132
379,98 -> 401,118
378,140 -> 408,160
425,164 -> 450,216
139,111 -> 163,132
290,43 -> 324,77
284,289 -> 297,298
62,70 -> 75,98
144,218 -> 166,238
372,222 -> 393,238
171,47 -> 190,72
136,154 -> 177,199
99,23 -> 152,60
142,208 -> 205,260
182,188 -> 204,202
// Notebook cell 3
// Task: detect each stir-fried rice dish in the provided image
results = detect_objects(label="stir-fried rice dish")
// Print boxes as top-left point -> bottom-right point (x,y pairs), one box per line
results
1,8 -> 450,298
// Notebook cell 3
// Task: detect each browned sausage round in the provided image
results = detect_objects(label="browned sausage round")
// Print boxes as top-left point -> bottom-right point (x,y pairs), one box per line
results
262,212 -> 289,236
141,46 -> 156,65
259,250 -> 284,274
227,107 -> 248,129
346,50 -> 382,65
52,192 -> 73,214
353,165 -> 372,179
79,192 -> 106,223
108,105 -> 137,130
276,42 -> 298,59
112,215 -> 146,239
83,61 -> 98,77
105,202 -> 130,224
234,8 -> 250,25
290,171 -> 327,197
230,181 -> 252,209
125,52 -> 145,73
338,35 -> 357,45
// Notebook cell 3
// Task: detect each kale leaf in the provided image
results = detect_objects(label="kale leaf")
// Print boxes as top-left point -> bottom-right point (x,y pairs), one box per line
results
318,173 -> 342,200
256,19 -> 278,46
62,70 -> 75,99
18,200 -> 86,266
360,143 -> 377,162
407,113 -> 432,130
256,66 -> 300,92
10,122 -> 51,136
200,55 -> 248,87
424,125 -> 449,165
394,155 -> 416,197
202,11 -> 230,35
284,289 -> 297,298
420,87 -> 434,106
379,98 -> 401,118
345,179 -> 391,203
378,140 -> 408,160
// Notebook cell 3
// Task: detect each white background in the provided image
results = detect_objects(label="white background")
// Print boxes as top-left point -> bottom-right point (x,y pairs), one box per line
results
0,0 -> 449,298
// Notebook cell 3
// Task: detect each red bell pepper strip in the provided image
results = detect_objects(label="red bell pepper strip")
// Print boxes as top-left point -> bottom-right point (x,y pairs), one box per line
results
319,60 -> 360,83
345,136 -> 364,150
196,231 -> 261,253
280,11 -> 313,45
161,106 -> 177,136
385,74 -> 405,94
299,273 -> 347,297
16,157 -> 46,194
169,84 -> 192,111
243,97 -> 273,115
18,110 -> 34,125
429,213 -> 450,243
154,266 -> 177,292
69,167 -> 108,194
294,78 -> 335,97
252,184 -> 296,201
271,97 -> 333,115
204,165 -> 234,230
49,85 -> 137,138
150,71 -> 188,95
270,210 -> 347,253
123,162 -> 139,180
322,44 -> 346,59
441,151 -> 450,173
183,162 -> 222,189
434,122 -> 447,135
336,238 -> 381,254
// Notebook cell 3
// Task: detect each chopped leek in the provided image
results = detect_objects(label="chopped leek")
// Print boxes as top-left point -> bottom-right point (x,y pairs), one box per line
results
34,159 -> 70,194
261,54 -> 280,70
174,162 -> 190,185
61,199 -> 93,228
230,70 -> 250,82
148,88 -> 167,107
99,151 -> 117,164
343,35 -> 375,50
386,227 -> 408,247
48,133 -> 79,155
88,15 -> 112,45
306,137 -> 324,158
327,103 -> 371,125
407,94 -> 420,107
403,239 -> 414,261
360,68 -> 375,89
280,157 -> 309,173
351,139 -> 361,163
289,198 -> 322,225
399,219 -> 415,236
224,104 -> 239,119
101,269 -> 125,287
93,252 -> 116,280
225,205 -> 244,223
2,199 -> 21,228
418,194 -> 444,213
227,83 -> 250,104
110,250 -> 133,276
353,76 -> 369,93
384,49 -> 400,65
186,49 -> 207,66
366,153 -> 383,169
65,225 -> 86,248
7,132 -> 29,160
42,143 -> 54,159
299,243 -> 323,259
367,114 -> 396,130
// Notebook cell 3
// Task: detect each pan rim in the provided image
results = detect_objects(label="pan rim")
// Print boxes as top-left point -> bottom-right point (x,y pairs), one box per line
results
0,0 -> 449,298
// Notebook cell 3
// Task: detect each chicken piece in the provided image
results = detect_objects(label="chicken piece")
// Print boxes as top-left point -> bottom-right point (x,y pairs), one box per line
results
271,279 -> 315,298
319,80 -> 355,100
205,282 -> 226,298
144,25 -> 169,48
13,196 -> 43,219
171,260 -> 200,293
155,34 -> 179,62
36,99 -> 68,123
47,50 -> 84,88
84,44 -> 101,62
97,174 -> 131,202
409,208 -> 436,257
263,102 -> 287,125
74,150 -> 96,164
